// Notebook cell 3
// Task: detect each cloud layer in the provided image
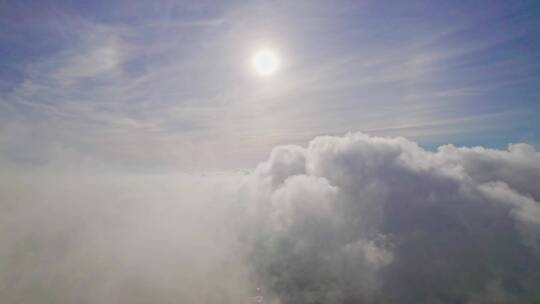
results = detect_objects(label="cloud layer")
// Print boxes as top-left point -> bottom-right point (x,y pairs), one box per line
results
242,133 -> 540,303
3,1 -> 539,170
1,132 -> 540,303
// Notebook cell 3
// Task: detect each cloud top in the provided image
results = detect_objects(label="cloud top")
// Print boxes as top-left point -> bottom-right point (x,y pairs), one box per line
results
243,132 -> 540,303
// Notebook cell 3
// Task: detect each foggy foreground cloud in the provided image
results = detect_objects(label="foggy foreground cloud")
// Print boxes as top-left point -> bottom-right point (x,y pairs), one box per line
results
1,133 -> 540,303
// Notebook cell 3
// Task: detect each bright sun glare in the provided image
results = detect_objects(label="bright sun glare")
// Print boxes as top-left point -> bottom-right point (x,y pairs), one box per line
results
252,49 -> 280,76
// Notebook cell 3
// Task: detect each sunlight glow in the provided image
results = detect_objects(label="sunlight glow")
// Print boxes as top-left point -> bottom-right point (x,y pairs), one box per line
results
252,49 -> 280,76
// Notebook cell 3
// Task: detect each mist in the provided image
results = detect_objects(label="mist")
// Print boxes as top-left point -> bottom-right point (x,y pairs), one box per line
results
2,132 -> 539,303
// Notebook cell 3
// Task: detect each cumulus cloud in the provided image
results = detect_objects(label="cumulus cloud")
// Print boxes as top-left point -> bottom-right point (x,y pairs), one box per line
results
1,132 -> 540,303
241,132 -> 540,303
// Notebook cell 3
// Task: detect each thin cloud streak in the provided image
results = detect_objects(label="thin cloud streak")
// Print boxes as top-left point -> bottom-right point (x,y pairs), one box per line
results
1,1 -> 539,170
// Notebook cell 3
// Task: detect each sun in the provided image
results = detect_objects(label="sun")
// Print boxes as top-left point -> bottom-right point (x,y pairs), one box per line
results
252,49 -> 280,76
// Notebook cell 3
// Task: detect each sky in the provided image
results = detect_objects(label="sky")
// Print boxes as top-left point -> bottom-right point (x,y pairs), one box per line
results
1,0 -> 539,171
1,1 -> 540,304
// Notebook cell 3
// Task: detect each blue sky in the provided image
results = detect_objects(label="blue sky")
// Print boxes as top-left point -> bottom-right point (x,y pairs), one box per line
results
1,0 -> 539,171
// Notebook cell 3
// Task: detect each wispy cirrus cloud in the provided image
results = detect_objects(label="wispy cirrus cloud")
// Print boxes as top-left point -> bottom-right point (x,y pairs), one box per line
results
1,1 -> 539,170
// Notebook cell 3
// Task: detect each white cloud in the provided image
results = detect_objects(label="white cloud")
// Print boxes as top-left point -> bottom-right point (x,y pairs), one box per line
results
239,132 -> 540,303
52,36 -> 122,84
1,132 -> 540,303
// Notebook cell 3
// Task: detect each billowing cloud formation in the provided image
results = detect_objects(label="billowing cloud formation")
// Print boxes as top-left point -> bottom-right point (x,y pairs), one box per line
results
1,133 -> 540,303
241,133 -> 540,303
